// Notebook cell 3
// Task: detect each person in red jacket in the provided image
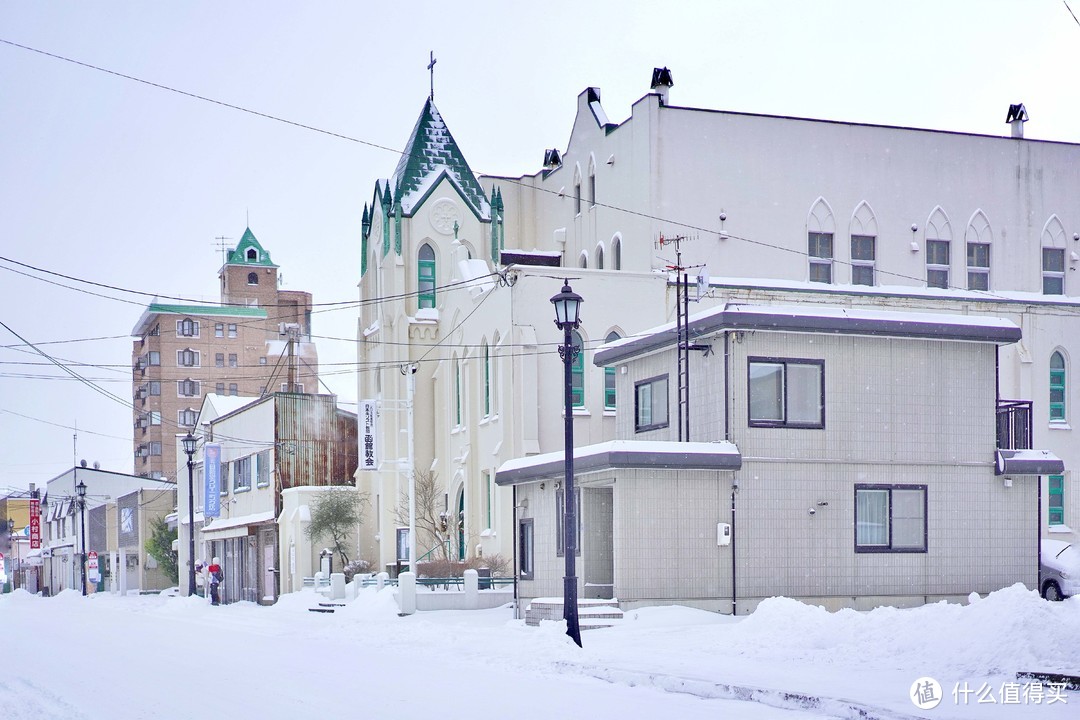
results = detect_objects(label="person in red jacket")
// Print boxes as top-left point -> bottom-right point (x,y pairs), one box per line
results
207,557 -> 223,605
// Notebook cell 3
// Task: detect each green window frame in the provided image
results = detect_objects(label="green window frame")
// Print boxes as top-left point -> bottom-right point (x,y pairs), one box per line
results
483,343 -> 491,417
1051,351 -> 1066,422
1049,475 -> 1065,526
604,331 -> 620,410
418,243 -> 436,309
571,331 -> 585,408
453,356 -> 462,427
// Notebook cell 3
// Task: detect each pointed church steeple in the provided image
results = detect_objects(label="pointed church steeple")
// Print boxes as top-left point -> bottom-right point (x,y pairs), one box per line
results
391,98 -> 490,220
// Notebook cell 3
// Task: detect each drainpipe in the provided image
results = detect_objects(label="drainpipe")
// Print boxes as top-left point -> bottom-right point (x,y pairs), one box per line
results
725,331 -> 737,616
512,484 -> 519,619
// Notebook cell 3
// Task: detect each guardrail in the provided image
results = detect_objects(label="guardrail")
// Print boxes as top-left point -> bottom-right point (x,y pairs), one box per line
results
357,575 -> 514,590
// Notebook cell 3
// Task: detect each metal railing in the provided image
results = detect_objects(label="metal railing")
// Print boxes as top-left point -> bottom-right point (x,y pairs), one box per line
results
996,400 -> 1032,450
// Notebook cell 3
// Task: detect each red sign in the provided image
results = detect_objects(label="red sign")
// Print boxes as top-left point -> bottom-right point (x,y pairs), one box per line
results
29,498 -> 41,549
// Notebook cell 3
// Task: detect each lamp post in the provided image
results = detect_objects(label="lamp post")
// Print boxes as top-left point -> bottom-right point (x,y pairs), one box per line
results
550,281 -> 583,648
182,431 -> 199,597
76,479 -> 87,596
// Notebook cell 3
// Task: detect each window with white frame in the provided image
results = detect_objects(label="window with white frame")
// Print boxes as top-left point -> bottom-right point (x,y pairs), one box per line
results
256,450 -> 271,488
177,349 -> 199,367
228,324 -> 238,338
926,239 -> 950,289
148,351 -> 160,366
234,456 -> 252,492
178,409 -> 198,427
748,358 -> 824,428
177,318 -> 199,337
279,383 -> 303,393
808,232 -> 833,283
215,323 -> 224,338
634,374 -> 669,432
149,441 -> 162,456
149,411 -> 161,426
851,235 -> 875,286
967,242 -> 990,290
149,381 -> 160,396
855,484 -> 927,552
1043,248 -> 1065,295
177,379 -> 200,397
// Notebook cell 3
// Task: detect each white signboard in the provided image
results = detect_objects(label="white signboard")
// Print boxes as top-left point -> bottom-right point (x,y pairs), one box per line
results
88,551 -> 100,583
359,400 -> 378,471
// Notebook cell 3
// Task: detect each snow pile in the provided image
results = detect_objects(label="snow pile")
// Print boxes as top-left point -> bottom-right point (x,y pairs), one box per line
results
727,584 -> 1080,677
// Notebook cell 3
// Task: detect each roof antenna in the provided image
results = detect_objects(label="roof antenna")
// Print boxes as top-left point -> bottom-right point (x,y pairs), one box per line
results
427,51 -> 437,102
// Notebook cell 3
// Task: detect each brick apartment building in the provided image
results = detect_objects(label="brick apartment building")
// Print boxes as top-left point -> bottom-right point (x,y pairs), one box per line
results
130,228 -> 319,479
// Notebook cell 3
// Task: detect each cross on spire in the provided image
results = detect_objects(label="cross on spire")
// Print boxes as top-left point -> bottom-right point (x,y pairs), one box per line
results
428,51 -> 437,101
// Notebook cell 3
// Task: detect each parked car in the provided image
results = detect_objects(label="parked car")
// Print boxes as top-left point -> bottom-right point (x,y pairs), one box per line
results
1039,539 -> 1080,601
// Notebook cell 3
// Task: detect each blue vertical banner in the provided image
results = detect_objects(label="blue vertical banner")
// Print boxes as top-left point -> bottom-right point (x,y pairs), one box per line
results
204,443 -> 222,518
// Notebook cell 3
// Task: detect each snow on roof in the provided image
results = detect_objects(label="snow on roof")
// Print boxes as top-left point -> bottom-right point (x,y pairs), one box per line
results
595,301 -> 1021,366
496,439 -> 741,485
391,99 -> 490,220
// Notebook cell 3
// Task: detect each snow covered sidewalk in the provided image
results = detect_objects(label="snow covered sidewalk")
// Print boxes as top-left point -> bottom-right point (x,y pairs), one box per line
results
3,583 -> 1077,719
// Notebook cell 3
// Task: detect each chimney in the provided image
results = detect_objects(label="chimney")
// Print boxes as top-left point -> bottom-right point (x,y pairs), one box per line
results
651,67 -> 674,106
1005,103 -> 1028,139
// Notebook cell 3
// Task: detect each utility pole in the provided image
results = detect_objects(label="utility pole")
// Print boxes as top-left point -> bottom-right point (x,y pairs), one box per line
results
658,234 -> 710,441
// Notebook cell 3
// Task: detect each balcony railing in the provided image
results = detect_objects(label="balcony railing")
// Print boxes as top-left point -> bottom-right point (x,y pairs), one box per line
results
996,400 -> 1032,450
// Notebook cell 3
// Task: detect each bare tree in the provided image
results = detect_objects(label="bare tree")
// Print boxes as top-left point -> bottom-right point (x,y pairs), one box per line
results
306,487 -> 369,567
394,469 -> 451,562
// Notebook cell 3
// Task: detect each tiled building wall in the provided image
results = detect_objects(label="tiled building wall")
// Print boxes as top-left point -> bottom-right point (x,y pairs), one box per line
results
730,332 -> 996,464
614,346 -> 724,443
612,468 -> 734,608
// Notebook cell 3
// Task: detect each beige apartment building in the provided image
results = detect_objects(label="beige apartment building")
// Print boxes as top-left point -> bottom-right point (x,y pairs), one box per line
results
130,229 -> 318,480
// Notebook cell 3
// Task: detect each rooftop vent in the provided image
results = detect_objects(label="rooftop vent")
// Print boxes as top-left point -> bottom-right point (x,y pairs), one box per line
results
1005,103 -> 1028,138
651,67 -> 674,105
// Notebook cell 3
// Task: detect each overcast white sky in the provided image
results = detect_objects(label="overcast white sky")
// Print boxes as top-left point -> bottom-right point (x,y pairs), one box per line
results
1,1 -> 1077,493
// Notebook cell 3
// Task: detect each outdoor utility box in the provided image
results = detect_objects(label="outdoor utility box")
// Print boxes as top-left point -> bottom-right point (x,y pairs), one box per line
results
717,523 -> 731,546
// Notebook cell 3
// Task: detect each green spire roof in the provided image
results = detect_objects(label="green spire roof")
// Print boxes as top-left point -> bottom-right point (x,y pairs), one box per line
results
391,98 -> 490,220
226,227 -> 277,267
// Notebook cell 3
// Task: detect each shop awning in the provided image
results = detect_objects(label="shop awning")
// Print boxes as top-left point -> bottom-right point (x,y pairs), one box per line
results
199,510 -> 276,540
995,449 -> 1065,476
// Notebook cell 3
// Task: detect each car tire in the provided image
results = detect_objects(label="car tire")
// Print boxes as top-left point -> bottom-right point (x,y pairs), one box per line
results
1043,581 -> 1063,602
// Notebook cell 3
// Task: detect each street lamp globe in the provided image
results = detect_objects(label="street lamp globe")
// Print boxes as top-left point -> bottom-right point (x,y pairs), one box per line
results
182,432 -> 198,458
550,282 -> 583,329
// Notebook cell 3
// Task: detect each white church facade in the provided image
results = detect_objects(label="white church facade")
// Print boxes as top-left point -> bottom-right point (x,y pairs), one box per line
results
357,69 -> 1076,605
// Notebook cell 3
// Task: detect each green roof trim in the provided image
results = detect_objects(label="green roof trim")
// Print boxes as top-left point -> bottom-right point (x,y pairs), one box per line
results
147,304 -> 268,318
225,227 -> 277,267
391,99 -> 490,220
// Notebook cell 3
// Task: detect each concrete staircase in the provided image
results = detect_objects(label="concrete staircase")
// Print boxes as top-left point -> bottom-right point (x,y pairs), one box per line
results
525,597 -> 623,630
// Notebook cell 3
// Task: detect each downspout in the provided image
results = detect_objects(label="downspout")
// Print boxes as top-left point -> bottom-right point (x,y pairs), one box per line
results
725,330 -> 737,616
512,483 -> 519,619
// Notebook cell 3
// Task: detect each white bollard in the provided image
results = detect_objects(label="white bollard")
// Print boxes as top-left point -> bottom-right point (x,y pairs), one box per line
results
330,572 -> 346,600
398,571 -> 416,615
377,571 -> 389,590
464,568 -> 479,610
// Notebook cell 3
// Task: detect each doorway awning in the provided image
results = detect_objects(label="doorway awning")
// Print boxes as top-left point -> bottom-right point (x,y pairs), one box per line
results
995,449 -> 1065,476
496,440 -> 741,486
199,511 -> 276,540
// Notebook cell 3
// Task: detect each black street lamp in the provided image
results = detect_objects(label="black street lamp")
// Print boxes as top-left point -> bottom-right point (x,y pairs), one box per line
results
182,431 -> 199,597
76,479 -> 87,596
550,281 -> 583,648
